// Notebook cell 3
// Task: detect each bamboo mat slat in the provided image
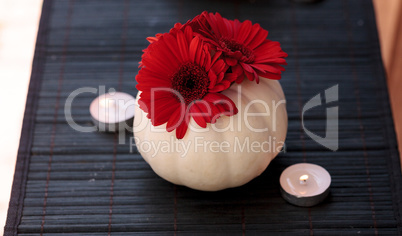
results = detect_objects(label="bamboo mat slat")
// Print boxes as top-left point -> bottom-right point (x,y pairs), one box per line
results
5,0 -> 402,235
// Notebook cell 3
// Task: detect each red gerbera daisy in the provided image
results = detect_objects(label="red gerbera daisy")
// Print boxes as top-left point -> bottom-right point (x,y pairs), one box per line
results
136,26 -> 238,139
197,12 -> 288,84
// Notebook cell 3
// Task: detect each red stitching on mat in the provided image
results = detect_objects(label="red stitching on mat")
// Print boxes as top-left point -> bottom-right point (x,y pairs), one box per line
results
343,1 -> 378,234
40,0 -> 75,235
108,133 -> 118,235
108,1 -> 129,234
291,4 -> 313,235
291,5 -> 307,164
241,205 -> 246,236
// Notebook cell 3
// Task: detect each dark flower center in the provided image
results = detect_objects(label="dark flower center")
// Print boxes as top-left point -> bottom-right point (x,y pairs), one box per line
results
172,62 -> 209,104
219,38 -> 255,62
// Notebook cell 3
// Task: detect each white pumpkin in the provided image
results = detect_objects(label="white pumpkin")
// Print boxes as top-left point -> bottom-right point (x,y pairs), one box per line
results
133,77 -> 287,191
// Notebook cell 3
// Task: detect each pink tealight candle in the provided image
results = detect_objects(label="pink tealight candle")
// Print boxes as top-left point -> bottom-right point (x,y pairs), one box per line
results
280,163 -> 331,207
90,92 -> 135,132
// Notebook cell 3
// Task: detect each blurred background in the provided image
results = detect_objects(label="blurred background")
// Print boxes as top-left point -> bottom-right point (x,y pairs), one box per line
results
373,0 -> 402,167
0,0 -> 400,234
0,0 -> 42,234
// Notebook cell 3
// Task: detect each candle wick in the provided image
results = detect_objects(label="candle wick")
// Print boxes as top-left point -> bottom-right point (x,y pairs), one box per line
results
299,174 -> 309,185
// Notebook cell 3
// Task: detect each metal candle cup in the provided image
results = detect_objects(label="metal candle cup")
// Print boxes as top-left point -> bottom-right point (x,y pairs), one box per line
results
90,92 -> 135,132
280,163 -> 331,207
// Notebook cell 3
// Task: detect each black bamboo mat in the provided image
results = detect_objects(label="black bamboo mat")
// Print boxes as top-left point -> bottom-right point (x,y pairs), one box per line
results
5,0 -> 402,235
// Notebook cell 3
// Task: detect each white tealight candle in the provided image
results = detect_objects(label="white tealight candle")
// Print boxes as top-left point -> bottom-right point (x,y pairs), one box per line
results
280,163 -> 331,207
90,92 -> 136,132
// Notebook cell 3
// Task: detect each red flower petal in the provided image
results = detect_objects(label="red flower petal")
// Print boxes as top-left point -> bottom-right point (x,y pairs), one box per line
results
236,20 -> 252,43
175,117 -> 190,139
166,107 -> 186,132
189,103 -> 207,128
176,30 -> 190,60
225,57 -> 238,66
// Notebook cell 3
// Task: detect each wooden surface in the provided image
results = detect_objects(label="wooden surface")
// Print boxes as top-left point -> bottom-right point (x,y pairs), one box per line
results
0,0 -> 43,234
5,0 -> 402,235
373,0 -> 402,169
